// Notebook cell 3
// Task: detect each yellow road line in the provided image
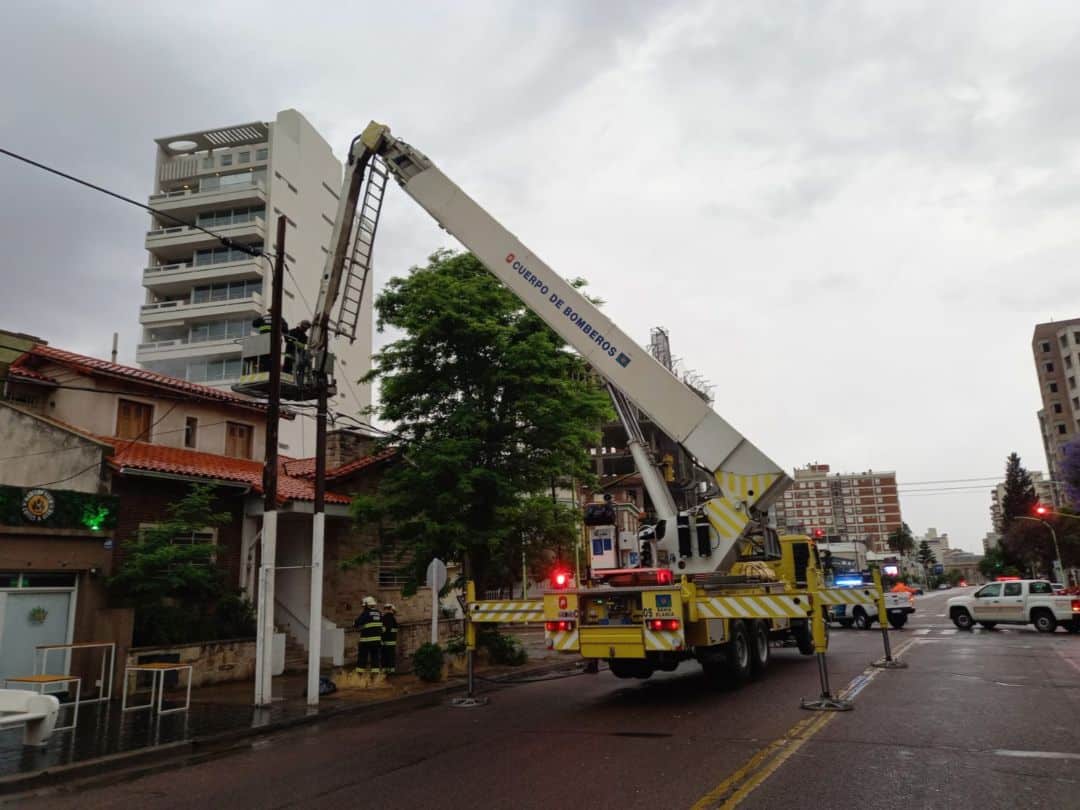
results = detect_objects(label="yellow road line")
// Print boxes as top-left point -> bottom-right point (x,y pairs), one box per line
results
690,638 -> 919,809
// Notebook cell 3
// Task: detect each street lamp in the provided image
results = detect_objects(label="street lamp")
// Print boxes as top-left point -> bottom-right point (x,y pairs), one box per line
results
1015,509 -> 1064,584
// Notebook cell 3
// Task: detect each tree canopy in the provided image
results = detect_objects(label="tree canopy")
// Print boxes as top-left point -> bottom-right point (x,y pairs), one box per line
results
354,250 -> 612,591
916,539 -> 936,568
1001,451 -> 1038,531
887,522 -> 916,557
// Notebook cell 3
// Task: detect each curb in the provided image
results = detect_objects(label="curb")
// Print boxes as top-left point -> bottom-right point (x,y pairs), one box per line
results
0,657 -> 582,800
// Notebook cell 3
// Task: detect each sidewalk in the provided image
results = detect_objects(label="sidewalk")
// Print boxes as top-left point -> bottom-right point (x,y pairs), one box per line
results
0,626 -> 566,791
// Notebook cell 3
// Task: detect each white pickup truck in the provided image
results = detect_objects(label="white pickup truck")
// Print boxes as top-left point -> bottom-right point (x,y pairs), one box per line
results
831,588 -> 916,629
948,580 -> 1080,633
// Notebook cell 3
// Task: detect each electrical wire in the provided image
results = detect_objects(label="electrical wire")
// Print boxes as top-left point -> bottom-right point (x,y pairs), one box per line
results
27,402 -> 179,488
0,147 -> 266,261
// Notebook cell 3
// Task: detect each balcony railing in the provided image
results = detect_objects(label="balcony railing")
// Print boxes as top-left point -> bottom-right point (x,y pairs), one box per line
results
140,292 -> 263,316
137,338 -> 186,351
149,180 -> 265,203
146,216 -> 265,239
143,257 -> 261,277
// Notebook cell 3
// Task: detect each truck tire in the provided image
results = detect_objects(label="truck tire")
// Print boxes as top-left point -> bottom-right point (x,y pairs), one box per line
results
790,619 -> 815,655
724,621 -> 753,685
888,613 -> 908,630
1032,610 -> 1058,634
750,620 -> 770,678
853,608 -> 874,630
951,608 -> 974,630
1067,620 -> 1080,635
978,621 -> 997,630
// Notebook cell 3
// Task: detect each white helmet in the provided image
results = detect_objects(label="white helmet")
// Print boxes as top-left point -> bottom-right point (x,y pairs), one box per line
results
363,596 -> 377,607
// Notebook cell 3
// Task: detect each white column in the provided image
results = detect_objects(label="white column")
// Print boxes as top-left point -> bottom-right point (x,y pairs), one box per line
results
307,512 -> 325,707
255,510 -> 277,706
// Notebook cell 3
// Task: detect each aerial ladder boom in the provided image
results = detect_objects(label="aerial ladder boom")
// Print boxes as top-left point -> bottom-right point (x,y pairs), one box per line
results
328,122 -> 790,574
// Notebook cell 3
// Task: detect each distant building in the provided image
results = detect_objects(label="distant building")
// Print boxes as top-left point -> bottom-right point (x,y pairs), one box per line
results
773,463 -> 903,553
1032,317 -> 1080,506
136,109 -> 372,456
916,527 -> 950,565
982,531 -> 1002,553
989,471 -> 1059,532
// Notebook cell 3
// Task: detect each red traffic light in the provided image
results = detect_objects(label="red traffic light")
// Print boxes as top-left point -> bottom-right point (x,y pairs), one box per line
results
812,528 -> 825,538
1034,504 -> 1050,516
550,567 -> 572,589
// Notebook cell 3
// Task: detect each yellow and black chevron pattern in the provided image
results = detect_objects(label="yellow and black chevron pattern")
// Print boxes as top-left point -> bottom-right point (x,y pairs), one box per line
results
643,627 -> 683,651
706,472 -> 783,542
696,595 -> 810,620
815,588 -> 879,607
546,629 -> 579,652
468,600 -> 544,623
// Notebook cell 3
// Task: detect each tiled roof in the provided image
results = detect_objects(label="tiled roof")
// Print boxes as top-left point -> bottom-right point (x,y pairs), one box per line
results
11,345 -> 282,416
284,446 -> 399,480
100,438 -> 350,505
7,365 -> 57,384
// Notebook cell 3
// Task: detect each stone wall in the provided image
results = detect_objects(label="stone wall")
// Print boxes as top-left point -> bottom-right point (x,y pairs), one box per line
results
342,618 -> 462,673
126,638 -> 256,688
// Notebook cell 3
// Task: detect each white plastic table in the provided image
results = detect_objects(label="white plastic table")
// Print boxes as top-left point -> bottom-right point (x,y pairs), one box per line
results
121,663 -> 193,715
35,641 -> 116,704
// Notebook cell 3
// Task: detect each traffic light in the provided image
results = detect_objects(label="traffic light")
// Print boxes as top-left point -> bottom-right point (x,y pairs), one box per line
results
812,528 -> 825,539
1034,504 -> 1050,517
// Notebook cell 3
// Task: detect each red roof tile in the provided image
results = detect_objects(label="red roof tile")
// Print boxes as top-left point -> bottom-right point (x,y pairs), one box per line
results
12,345 -> 286,417
100,438 -> 350,505
284,446 -> 399,480
8,366 -> 57,384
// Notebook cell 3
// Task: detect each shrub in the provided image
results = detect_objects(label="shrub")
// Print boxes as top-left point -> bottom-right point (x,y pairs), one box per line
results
413,642 -> 445,682
445,635 -> 467,656
478,628 -> 527,666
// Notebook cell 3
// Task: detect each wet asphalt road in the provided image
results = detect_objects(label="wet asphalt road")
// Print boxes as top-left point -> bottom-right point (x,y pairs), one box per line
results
15,588 -> 1080,809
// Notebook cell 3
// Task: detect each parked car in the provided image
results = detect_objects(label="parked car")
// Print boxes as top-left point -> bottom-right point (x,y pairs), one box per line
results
936,583 -> 951,590
948,580 -> 1080,633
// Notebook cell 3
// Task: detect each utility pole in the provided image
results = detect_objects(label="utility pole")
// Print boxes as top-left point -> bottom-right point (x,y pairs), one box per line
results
255,215 -> 287,707
307,373 -> 328,706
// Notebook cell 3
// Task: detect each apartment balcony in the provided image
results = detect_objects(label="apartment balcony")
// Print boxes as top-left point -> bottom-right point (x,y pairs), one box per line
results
145,217 -> 266,262
142,258 -> 264,296
139,292 -> 264,326
148,182 -> 267,220
134,336 -> 244,365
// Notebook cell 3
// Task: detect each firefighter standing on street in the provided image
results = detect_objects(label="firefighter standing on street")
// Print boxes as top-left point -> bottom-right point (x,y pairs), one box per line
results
354,596 -> 383,675
381,604 -> 398,675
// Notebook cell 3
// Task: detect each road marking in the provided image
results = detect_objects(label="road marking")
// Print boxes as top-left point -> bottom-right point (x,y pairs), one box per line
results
935,613 -> 947,617
914,629 -> 931,635
940,629 -> 957,635
691,639 -> 919,809
993,749 -> 1080,760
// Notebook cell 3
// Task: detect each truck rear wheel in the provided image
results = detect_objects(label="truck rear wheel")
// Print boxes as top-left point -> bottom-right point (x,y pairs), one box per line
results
1032,610 -> 1057,634
750,621 -> 770,678
723,621 -> 753,686
791,619 -> 814,656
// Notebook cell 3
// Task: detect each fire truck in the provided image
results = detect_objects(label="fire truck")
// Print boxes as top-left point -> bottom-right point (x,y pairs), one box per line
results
243,122 -> 879,686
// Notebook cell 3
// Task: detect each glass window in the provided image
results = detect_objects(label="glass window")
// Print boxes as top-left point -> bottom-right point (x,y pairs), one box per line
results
1050,383 -> 1059,393
238,151 -> 250,164
1003,582 -> 1022,596
256,147 -> 269,161
220,154 -> 233,167
1058,424 -> 1067,435
976,583 -> 1001,598
184,417 -> 198,448
1045,362 -> 1054,373
1054,403 -> 1063,414
1029,582 -> 1052,595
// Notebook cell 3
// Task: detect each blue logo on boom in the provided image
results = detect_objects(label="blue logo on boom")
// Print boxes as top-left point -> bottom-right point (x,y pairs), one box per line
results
616,353 -> 631,368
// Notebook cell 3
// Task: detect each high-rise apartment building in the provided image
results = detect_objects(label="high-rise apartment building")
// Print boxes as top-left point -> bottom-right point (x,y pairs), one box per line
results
135,110 -> 372,455
988,470 -> 1058,533
773,463 -> 903,553
1032,317 -> 1080,506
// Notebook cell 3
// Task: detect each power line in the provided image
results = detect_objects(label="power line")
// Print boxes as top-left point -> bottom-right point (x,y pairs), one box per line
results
28,402 -> 179,488
0,147 -> 266,262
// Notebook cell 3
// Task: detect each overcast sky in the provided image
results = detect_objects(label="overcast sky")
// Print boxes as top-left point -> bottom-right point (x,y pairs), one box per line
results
4,1 -> 1078,552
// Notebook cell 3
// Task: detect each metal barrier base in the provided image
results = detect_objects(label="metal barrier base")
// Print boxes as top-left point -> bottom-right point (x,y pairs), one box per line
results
872,658 -> 908,669
800,695 -> 853,712
450,696 -> 489,708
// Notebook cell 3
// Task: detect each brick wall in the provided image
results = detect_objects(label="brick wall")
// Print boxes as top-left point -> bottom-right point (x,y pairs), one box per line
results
112,475 -> 247,587
326,429 -> 377,469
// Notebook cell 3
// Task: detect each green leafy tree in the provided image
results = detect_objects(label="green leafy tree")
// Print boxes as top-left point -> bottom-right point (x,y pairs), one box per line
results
887,522 -> 916,557
916,539 -> 936,569
1001,452 -> 1038,531
109,484 -> 254,645
354,250 -> 612,592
